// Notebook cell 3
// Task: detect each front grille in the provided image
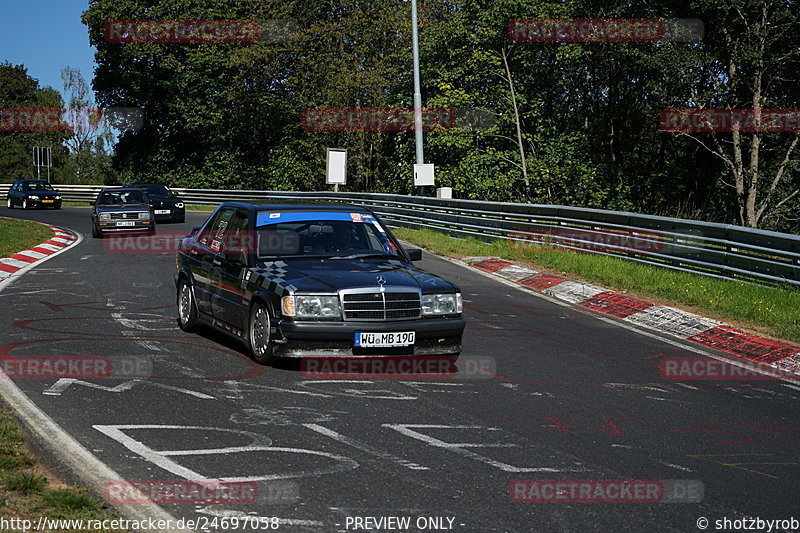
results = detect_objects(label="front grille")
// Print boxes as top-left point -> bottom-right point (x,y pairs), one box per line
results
109,212 -> 143,220
341,289 -> 421,321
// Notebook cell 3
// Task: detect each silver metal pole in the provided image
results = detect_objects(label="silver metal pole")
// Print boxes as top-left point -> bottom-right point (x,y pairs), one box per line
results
411,0 -> 424,165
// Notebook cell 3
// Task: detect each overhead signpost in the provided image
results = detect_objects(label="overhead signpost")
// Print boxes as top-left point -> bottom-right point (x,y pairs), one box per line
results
326,148 -> 347,192
33,146 -> 52,182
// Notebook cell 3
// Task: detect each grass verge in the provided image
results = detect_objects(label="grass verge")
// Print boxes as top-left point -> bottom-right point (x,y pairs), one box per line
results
395,227 -> 800,344
0,406 -> 126,530
0,218 -> 54,258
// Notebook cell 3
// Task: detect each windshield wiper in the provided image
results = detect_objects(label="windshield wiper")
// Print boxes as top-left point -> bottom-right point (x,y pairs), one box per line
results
329,253 -> 399,260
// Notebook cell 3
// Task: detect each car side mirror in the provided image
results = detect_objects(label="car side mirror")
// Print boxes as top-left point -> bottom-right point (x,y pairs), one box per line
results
89,200 -> 95,206
188,227 -> 200,237
406,248 -> 423,261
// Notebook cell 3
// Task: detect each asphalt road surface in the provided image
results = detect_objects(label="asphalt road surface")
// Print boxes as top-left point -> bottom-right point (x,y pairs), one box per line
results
1,206 -> 799,533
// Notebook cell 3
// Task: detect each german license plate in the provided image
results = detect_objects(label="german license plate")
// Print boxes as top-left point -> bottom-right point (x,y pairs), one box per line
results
116,221 -> 136,227
43,199 -> 54,203
354,331 -> 415,348
155,209 -> 170,214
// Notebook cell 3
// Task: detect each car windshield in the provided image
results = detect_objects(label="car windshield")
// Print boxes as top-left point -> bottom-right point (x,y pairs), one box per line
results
255,211 -> 400,259
131,184 -> 171,197
25,182 -> 54,191
96,190 -> 147,205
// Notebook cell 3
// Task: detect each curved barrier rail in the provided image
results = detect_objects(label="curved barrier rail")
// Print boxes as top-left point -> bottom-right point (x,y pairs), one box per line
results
2,183 -> 798,288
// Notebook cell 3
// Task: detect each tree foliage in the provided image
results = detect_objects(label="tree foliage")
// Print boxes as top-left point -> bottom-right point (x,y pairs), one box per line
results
76,0 -> 800,231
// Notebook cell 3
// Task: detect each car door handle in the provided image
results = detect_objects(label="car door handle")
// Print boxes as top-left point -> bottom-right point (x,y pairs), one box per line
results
212,259 -> 221,266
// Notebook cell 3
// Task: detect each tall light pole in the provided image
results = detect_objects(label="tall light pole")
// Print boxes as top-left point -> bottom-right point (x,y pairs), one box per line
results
411,0 -> 424,165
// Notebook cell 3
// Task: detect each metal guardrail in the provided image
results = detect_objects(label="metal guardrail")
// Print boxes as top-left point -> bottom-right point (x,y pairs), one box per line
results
2,183 -> 799,288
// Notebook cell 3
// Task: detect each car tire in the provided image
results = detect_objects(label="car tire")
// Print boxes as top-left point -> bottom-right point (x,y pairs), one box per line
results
6,198 -> 12,209
91,224 -> 101,239
248,301 -> 274,365
177,278 -> 199,332
22,198 -> 28,210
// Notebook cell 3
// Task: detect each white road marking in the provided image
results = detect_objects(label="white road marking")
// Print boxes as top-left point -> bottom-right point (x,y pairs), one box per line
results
43,379 -> 214,399
15,250 -> 47,259
303,424 -> 429,470
299,380 -> 417,400
0,257 -> 30,268
93,424 -> 359,482
384,424 -> 584,473
658,462 -> 693,472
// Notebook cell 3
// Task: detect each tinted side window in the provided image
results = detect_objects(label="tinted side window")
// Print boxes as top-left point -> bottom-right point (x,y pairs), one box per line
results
224,211 -> 251,264
199,209 -> 234,252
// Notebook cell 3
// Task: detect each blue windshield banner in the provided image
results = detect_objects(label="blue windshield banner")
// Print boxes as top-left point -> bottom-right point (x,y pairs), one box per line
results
256,211 -> 373,227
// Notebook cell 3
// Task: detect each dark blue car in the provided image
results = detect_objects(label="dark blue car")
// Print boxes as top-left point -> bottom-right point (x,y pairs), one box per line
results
6,180 -> 62,209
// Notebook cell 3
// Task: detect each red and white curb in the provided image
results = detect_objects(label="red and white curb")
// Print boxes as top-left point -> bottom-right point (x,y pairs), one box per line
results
0,223 -> 79,284
463,257 -> 800,379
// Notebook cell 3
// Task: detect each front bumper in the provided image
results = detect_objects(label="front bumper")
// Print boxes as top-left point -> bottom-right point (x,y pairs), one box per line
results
96,220 -> 155,233
27,198 -> 61,208
273,317 -> 466,358
153,206 -> 185,221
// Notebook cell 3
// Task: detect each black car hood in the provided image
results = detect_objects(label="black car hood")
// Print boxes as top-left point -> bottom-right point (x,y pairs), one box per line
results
148,195 -> 178,201
95,203 -> 150,212
27,190 -> 59,197
252,258 -> 457,293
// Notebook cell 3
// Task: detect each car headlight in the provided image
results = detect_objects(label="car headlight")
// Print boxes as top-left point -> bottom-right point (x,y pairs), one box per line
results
99,213 -> 111,221
281,295 -> 341,318
422,292 -> 462,315
28,195 -> 40,200
175,202 -> 184,208
54,195 -> 61,199
138,212 -> 151,220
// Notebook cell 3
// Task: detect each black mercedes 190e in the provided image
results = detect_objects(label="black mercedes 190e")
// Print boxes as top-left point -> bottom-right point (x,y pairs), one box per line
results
175,202 -> 465,364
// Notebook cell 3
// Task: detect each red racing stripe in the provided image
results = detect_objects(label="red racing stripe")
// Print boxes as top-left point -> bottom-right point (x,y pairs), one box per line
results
688,326 -> 800,364
29,246 -> 56,255
9,254 -> 38,263
578,291 -> 654,318
472,259 -> 514,273
518,273 -> 568,290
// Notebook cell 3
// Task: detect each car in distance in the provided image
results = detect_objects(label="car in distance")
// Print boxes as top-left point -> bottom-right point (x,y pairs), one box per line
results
6,179 -> 62,209
90,187 -> 155,238
175,202 -> 465,364
123,182 -> 185,223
